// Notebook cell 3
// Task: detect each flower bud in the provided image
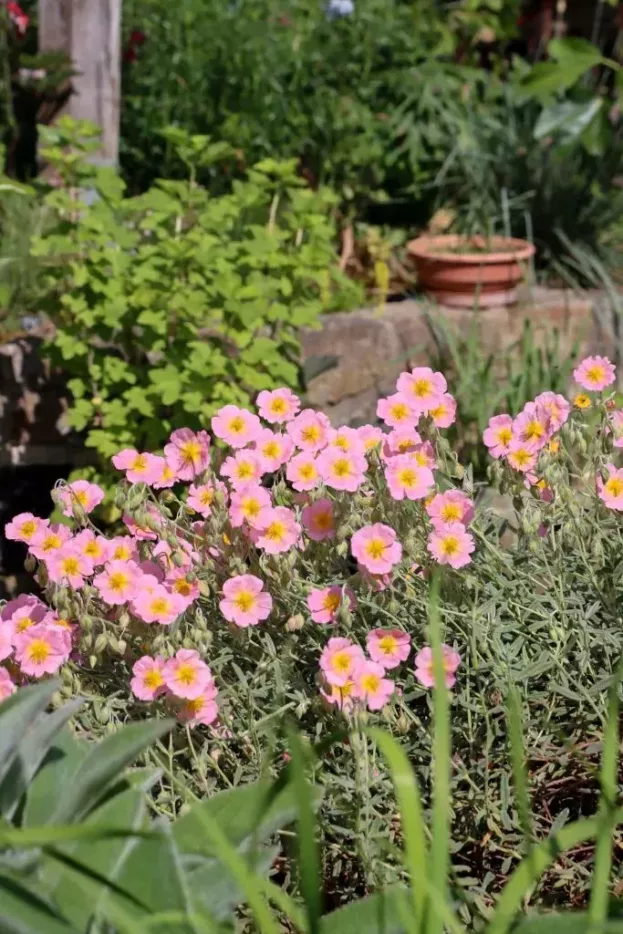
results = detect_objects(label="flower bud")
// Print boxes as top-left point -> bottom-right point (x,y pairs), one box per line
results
94,633 -> 108,654
286,613 -> 305,632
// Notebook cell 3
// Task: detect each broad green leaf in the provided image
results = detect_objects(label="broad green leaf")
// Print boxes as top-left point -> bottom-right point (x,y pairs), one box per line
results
23,728 -> 87,827
51,719 -> 173,824
0,681 -> 61,790
549,37 -> 603,72
0,874 -> 76,934
534,98 -> 603,141
515,916 -> 623,933
319,889 -> 412,934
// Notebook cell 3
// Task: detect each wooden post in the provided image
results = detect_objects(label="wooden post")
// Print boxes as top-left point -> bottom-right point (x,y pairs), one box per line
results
39,0 -> 122,168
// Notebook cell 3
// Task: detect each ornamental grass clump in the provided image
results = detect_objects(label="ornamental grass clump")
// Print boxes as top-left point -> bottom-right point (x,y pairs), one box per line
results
3,353 -> 623,913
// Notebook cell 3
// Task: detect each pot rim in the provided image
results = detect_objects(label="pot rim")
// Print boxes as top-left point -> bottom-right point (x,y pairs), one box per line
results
408,234 -> 536,265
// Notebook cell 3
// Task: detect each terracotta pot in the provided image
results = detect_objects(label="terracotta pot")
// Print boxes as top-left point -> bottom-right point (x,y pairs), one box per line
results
407,235 -> 536,308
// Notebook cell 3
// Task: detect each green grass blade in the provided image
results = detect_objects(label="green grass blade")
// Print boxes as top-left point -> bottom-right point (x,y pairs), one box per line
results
507,687 -> 535,856
286,727 -> 323,934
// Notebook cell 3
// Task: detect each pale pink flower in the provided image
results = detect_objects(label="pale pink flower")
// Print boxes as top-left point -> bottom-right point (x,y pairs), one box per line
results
353,660 -> 394,711
534,391 -> 570,432
229,484 -> 272,528
111,450 -> 162,485
429,392 -> 457,428
254,506 -> 301,554
426,490 -> 474,528
358,567 -> 392,591
211,405 -> 261,448
427,522 -> 475,569
150,455 -> 177,489
307,585 -> 356,624
94,559 -> 141,605
396,367 -> 447,415
9,601 -> 49,638
132,585 -> 185,625
506,442 -> 538,474
320,637 -> 365,687
301,498 -> 335,541
357,425 -> 383,452
376,393 -> 418,429
513,403 -> 552,453
408,441 -> 437,470
381,427 -> 423,461
220,574 -> 272,627
366,629 -> 410,669
163,649 -> 213,700
0,667 -> 16,702
14,624 -> 70,677
317,448 -> 367,492
164,428 -> 211,480
187,482 -> 218,517
385,455 -> 434,501
483,414 -> 514,459
327,426 -> 366,456
287,409 -> 331,453
107,536 -> 139,562
573,355 -> 616,392
351,524 -> 402,575
257,388 -> 301,424
5,512 -> 45,545
0,625 -> 13,661
598,465 -> 623,510
29,523 -> 72,561
286,452 -> 321,491
252,429 -> 294,472
166,569 -> 200,607
73,529 -> 111,566
414,644 -> 461,689
131,655 -> 166,700
178,685 -> 219,726
220,450 -> 264,487
320,680 -> 357,712
46,545 -> 94,588
1,594 -> 44,624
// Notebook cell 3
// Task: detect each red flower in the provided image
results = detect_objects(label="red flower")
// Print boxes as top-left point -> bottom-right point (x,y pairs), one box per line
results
6,1 -> 29,36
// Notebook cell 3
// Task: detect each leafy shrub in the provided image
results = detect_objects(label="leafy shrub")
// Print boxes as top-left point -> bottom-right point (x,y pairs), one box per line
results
32,118 -> 362,488
4,350 -> 623,916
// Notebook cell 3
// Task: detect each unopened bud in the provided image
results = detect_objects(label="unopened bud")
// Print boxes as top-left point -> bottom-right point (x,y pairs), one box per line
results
286,613 -> 305,632
94,633 -> 108,654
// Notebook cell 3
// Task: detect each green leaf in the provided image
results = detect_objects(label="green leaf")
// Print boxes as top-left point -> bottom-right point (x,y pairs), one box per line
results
51,719 -> 173,824
0,681 -> 61,790
0,875 -> 76,934
287,729 -> 322,934
549,37 -> 603,72
23,728 -> 88,827
534,98 -> 603,141
319,889 -> 412,934
515,916 -> 623,933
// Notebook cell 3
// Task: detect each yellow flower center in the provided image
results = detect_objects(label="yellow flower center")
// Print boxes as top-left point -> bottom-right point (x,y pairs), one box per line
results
236,462 -> 255,480
265,521 -> 286,542
176,664 -> 196,686
360,673 -> 381,693
301,425 -> 320,443
199,489 -> 214,506
109,571 -> 129,592
185,696 -> 204,715
430,403 -> 447,420
113,544 -> 132,560
586,365 -> 605,384
322,593 -> 341,613
242,497 -> 261,518
84,541 -> 103,558
332,458 -> 352,478
365,538 -> 385,560
440,503 -> 462,522
377,635 -> 398,655
334,435 -> 350,451
390,403 -> 410,421
605,477 -> 623,497
150,597 -> 171,616
75,491 -> 88,507
16,616 -> 35,633
26,639 -> 50,664
412,378 -> 432,398
42,534 -> 62,552
61,557 -> 80,576
496,427 -> 513,445
440,535 -> 460,556
298,463 -> 317,481
270,398 -> 287,415
397,467 -> 418,487
332,652 -> 352,673
180,440 -> 202,465
262,441 -> 280,459
413,451 -> 428,467
510,448 -> 531,467
523,420 -> 545,442
574,394 -> 591,409
161,464 -> 175,482
144,670 -> 164,689
20,520 -> 37,538
173,579 -> 192,596
397,439 -> 413,453
233,590 -> 255,612
132,454 -> 148,472
549,439 -> 560,454
228,416 -> 246,434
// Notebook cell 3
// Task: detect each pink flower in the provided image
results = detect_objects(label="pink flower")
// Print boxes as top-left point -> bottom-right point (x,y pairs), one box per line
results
178,685 -> 219,726
414,644 -> 461,689
573,355 -> 616,392
57,480 -> 104,517
351,524 -> 402,575
377,393 -> 418,429
1,594 -> 45,624
229,484 -> 272,528
254,506 -> 301,554
187,482 -> 218,517
385,455 -> 434,501
166,568 -> 200,606
598,465 -> 623,510
73,530 -> 110,566
108,536 -> 139,562
429,393 -> 457,428
150,455 -> 177,489
14,624 -> 70,677
5,512 -> 45,545
327,426 -> 365,455
427,522 -> 475,569
10,602 -> 47,637
320,680 -> 357,712
301,498 -> 335,541
123,507 -> 160,540
257,388 -> 300,424
132,585 -> 185,624
513,403 -> 552,453
252,429 -> 294,472
534,391 -> 570,432
506,443 -> 538,474
357,425 -> 383,452
29,523 -> 72,561
0,624 -> 13,661
353,660 -> 394,711
381,427 -> 423,461
220,574 -> 272,627
163,649 -> 213,700
111,449 -> 162,484
131,655 -> 166,700
307,585 -> 356,624
46,545 -> 94,588
0,668 -> 16,702
220,450 -> 264,487
426,490 -> 474,528
286,452 -> 321,491
366,629 -> 410,669
409,441 -> 437,470
320,637 -> 365,687
317,448 -> 367,492
211,405 -> 261,448
483,414 -> 514,459
287,409 -> 331,452
94,559 -> 141,605
164,428 -> 211,480
396,367 -> 447,415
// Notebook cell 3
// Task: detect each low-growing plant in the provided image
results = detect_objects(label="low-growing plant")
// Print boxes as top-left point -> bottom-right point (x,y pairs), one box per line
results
3,350 -> 623,915
31,117 -> 362,493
